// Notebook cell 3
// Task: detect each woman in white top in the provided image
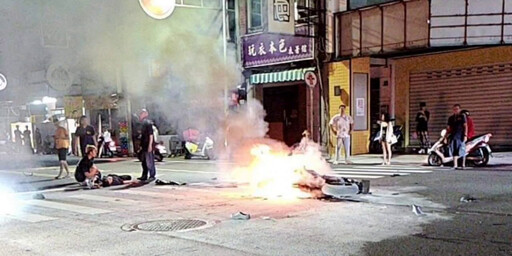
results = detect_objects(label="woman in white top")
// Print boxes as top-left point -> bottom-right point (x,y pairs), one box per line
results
378,113 -> 394,165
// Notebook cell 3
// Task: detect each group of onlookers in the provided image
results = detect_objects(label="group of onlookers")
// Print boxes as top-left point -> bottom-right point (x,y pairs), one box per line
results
329,102 -> 475,167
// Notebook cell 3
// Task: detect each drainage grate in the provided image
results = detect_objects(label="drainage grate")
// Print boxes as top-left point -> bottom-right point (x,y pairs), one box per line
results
131,219 -> 209,232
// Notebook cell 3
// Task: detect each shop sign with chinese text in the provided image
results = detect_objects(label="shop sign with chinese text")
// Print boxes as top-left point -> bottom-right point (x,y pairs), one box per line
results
242,33 -> 314,68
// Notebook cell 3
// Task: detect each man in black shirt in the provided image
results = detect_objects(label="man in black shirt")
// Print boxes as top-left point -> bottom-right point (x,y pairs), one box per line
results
75,116 -> 97,157
447,104 -> 468,170
75,145 -> 101,188
137,109 -> 156,182
416,102 -> 430,153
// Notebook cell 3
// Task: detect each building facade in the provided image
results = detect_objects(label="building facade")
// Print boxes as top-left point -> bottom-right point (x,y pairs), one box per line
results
331,0 -> 512,152
239,0 -> 327,146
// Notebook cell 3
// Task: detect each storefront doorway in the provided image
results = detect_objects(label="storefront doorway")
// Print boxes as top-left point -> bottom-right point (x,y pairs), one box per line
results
263,85 -> 307,146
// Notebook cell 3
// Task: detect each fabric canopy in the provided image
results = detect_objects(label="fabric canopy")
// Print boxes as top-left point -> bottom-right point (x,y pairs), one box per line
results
250,67 -> 315,84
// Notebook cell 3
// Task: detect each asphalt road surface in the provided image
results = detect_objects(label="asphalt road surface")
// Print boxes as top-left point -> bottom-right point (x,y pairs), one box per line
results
0,154 -> 511,256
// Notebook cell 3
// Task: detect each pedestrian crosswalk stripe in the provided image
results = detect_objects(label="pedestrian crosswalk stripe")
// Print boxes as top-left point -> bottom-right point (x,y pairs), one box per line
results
158,168 -> 217,174
113,189 -> 180,199
25,200 -> 112,215
332,168 -> 432,173
331,171 -> 410,176
69,194 -> 137,205
334,165 -> 435,170
329,174 -> 385,179
4,212 -> 57,223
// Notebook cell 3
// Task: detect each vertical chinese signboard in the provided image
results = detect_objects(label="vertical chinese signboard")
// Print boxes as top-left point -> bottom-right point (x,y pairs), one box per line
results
242,33 -> 314,68
268,0 -> 295,34
63,96 -> 83,120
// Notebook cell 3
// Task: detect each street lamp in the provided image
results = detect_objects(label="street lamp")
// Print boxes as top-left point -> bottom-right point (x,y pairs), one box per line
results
139,0 -> 176,19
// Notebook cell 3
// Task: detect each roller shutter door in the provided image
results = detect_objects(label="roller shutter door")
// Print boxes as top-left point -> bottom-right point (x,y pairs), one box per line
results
409,62 -> 512,150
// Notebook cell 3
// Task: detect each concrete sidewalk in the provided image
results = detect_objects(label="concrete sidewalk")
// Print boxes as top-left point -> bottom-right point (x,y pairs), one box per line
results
329,152 -> 512,167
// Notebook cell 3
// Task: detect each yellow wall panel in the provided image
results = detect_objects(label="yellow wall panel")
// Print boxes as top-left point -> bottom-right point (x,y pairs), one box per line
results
328,58 -> 371,156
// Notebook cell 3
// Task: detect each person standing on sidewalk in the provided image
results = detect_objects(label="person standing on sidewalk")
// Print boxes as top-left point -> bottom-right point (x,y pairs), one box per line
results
75,116 -> 97,157
34,128 -> 43,155
137,109 -> 156,182
461,110 -> 475,139
23,126 -> 33,154
329,105 -> 354,165
378,113 -> 394,165
415,102 -> 430,153
447,104 -> 468,170
54,118 -> 70,179
13,125 -> 22,153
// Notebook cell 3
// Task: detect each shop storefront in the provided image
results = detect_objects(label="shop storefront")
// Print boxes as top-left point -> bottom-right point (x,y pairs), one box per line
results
242,33 -> 320,146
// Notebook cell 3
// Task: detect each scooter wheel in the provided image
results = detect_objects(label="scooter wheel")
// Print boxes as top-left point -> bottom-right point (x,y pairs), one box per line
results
473,149 -> 490,167
428,153 -> 441,166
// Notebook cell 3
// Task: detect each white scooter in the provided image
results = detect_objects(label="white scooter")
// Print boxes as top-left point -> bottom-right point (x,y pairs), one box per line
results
427,129 -> 492,167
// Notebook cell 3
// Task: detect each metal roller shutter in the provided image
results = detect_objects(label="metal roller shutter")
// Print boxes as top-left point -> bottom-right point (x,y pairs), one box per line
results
409,62 -> 512,150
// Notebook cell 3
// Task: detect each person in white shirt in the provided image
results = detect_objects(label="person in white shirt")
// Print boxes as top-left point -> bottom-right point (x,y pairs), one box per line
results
101,128 -> 112,156
102,128 -> 112,143
329,105 -> 354,165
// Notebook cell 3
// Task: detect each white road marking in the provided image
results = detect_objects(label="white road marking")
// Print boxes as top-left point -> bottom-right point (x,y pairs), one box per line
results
0,169 -> 58,178
25,200 -> 112,214
157,168 -> 217,174
112,189 -> 180,199
163,160 -> 236,165
331,171 -> 410,176
69,194 -> 137,204
332,167 -> 432,173
3,212 -> 57,223
328,174 -> 386,179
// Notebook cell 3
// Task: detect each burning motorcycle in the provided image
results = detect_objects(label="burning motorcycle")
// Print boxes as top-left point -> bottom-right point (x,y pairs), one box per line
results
427,129 -> 492,167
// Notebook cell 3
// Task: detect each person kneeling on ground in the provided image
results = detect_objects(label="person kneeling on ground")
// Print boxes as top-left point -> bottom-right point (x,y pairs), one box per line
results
75,145 -> 101,189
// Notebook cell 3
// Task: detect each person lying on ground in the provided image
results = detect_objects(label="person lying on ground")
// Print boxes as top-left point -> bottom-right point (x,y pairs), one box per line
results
74,145 -> 101,188
101,174 -> 134,187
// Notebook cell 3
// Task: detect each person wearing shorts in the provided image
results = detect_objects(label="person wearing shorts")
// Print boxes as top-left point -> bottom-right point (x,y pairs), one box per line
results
54,118 -> 70,179
447,104 -> 468,170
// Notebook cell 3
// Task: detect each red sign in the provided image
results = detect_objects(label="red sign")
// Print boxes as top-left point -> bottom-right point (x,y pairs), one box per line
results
304,71 -> 317,88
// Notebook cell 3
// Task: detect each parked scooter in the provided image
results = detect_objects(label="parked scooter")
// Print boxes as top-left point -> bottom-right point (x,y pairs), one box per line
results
98,136 -> 114,158
154,142 -> 167,162
184,137 -> 214,160
369,125 -> 404,153
427,129 -> 492,167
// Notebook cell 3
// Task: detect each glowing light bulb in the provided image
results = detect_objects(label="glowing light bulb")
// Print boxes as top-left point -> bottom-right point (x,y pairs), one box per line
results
139,0 -> 176,20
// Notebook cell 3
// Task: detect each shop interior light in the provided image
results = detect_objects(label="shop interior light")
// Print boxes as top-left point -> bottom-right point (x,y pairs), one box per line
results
139,0 -> 176,20
42,96 -> 57,104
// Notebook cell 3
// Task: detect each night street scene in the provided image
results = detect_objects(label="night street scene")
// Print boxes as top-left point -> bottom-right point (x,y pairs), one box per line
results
1,0 -> 512,255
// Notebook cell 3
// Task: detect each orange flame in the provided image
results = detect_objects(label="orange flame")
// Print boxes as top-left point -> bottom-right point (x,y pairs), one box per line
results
229,140 -> 331,199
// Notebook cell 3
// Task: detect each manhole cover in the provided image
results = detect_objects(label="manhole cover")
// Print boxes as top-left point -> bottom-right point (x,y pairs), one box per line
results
131,219 -> 209,232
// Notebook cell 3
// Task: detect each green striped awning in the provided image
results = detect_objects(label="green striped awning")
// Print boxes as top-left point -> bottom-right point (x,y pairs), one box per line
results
250,67 -> 316,85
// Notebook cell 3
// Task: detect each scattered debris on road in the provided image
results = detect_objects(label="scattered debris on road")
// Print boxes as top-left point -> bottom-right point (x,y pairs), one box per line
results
155,179 -> 186,186
32,193 -> 45,200
231,212 -> 251,220
460,195 -> 477,203
412,204 -> 426,216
